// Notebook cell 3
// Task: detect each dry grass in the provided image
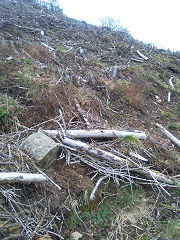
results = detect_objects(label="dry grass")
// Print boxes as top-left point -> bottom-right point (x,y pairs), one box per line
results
124,82 -> 144,107
24,43 -> 53,63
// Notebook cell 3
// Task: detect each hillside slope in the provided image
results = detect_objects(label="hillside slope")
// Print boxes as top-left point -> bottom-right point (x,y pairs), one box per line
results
0,1 -> 180,239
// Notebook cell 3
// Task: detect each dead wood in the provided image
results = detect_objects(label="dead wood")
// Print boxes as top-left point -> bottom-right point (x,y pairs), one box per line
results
43,129 -> 147,139
137,50 -> 149,60
0,172 -> 47,183
155,123 -> 180,148
60,137 -> 177,185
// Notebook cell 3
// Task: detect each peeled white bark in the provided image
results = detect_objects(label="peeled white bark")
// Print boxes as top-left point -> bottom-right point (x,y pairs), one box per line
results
169,77 -> 174,89
61,137 -> 130,167
168,77 -> 174,103
43,129 -> 147,140
137,50 -> 149,61
168,91 -> 171,102
129,151 -> 148,162
0,172 -> 47,183
156,123 -> 180,148
90,176 -> 107,200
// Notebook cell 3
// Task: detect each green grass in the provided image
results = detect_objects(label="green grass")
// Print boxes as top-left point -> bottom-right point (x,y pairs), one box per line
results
118,135 -> 142,148
0,95 -> 24,127
160,219 -> 180,240
0,75 -> 6,86
0,105 -> 8,124
16,65 -> 38,98
167,122 -> 180,130
173,102 -> 180,118
67,182 -> 144,234
54,45 -> 68,54
162,111 -> 177,120
21,58 -> 32,65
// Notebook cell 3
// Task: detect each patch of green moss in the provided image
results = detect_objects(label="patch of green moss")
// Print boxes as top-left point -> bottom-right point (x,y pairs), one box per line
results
167,122 -> 180,130
21,58 -> 32,65
54,45 -> 68,54
163,111 -> 176,120
16,65 -> 38,98
118,135 -> 142,148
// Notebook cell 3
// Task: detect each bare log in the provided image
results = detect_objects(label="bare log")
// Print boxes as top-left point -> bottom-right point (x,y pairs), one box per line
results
155,123 -> 180,148
137,50 -> 149,61
61,137 -> 130,167
169,77 -> 174,89
0,172 -> 47,183
43,129 -> 147,140
136,168 -> 175,185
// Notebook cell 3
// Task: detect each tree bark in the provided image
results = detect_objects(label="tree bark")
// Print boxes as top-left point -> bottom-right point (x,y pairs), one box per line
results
0,172 -> 47,183
61,137 -> 130,167
43,129 -> 147,140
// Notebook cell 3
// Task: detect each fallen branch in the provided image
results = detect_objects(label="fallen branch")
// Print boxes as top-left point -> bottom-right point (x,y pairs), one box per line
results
155,123 -> 180,148
41,42 -> 55,52
168,77 -> 174,102
137,50 -> 149,61
43,129 -> 147,140
61,137 -> 130,167
60,137 -> 176,185
168,91 -> 171,102
131,58 -> 145,63
169,77 -> 174,89
90,176 -> 107,200
129,151 -> 148,162
0,172 -> 47,183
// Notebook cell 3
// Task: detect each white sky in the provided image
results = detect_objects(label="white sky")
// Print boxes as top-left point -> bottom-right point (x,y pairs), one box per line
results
58,0 -> 180,51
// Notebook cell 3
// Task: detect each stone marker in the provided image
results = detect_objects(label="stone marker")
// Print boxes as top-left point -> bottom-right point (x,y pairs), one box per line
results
22,132 -> 60,169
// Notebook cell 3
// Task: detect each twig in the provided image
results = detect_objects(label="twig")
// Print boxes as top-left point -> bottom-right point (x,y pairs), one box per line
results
90,176 -> 108,200
75,99 -> 91,127
36,168 -> 61,191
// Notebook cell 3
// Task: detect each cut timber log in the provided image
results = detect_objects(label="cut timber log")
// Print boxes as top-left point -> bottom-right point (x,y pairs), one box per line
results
0,172 -> 47,183
43,129 -> 147,140
156,123 -> 180,148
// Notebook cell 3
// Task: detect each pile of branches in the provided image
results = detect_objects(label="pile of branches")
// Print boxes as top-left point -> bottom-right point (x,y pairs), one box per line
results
0,107 -> 179,239
0,121 -> 65,240
42,109 -> 180,199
